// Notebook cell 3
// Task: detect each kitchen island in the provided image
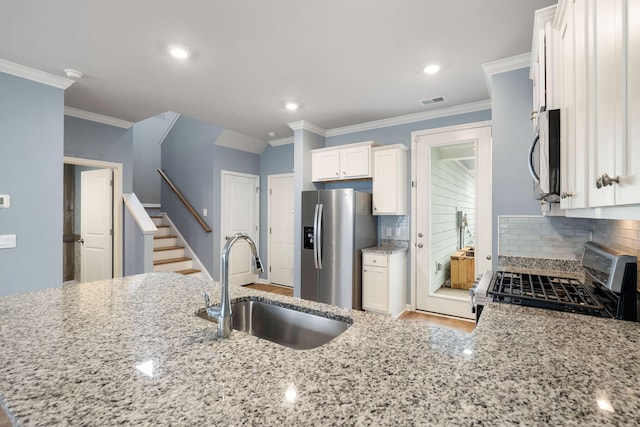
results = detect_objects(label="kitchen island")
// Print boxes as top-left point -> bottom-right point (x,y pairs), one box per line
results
1,273 -> 639,426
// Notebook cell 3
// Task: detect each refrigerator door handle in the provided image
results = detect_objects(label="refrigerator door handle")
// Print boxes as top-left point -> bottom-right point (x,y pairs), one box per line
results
316,203 -> 323,269
313,204 -> 320,269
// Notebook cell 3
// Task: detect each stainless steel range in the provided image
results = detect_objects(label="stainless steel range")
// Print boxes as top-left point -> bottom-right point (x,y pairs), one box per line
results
471,242 -> 638,323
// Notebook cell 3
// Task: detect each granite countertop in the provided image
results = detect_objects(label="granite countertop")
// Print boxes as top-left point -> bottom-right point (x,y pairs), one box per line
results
361,245 -> 407,254
2,273 -> 640,425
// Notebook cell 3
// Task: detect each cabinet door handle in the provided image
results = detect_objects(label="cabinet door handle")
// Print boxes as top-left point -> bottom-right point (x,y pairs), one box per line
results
596,173 -> 620,189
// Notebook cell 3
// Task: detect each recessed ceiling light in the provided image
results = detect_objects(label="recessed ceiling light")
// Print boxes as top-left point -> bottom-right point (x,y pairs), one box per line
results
424,64 -> 441,75
285,102 -> 299,111
268,131 -> 277,138
168,45 -> 190,59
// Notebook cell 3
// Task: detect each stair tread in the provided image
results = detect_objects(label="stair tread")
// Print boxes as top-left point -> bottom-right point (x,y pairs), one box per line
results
176,269 -> 201,275
154,257 -> 192,265
154,235 -> 177,240
154,245 -> 184,252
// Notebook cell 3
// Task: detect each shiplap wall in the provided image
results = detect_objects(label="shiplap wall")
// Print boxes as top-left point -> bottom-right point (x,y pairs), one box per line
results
430,148 -> 476,288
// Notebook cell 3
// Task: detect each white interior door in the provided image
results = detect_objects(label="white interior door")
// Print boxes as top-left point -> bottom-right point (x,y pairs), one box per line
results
80,168 -> 113,282
413,124 -> 492,319
221,171 -> 259,286
268,173 -> 294,287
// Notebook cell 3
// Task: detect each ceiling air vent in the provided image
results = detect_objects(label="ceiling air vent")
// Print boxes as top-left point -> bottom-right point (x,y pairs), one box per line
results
421,96 -> 446,105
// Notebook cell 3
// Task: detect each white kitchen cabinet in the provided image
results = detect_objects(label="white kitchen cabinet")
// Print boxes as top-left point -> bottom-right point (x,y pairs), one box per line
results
311,141 -> 377,182
372,144 -> 408,215
551,0 -> 640,218
530,5 -> 561,128
588,0 -> 627,208
559,0 -> 589,209
362,251 -> 405,317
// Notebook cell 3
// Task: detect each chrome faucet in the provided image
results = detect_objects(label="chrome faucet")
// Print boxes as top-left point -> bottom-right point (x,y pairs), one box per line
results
203,232 -> 263,339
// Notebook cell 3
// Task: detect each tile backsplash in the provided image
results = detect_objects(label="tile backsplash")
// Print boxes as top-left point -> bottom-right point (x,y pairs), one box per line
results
499,215 -> 640,262
379,215 -> 409,239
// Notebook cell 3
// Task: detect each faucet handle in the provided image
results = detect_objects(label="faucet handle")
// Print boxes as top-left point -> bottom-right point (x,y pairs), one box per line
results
203,290 -> 211,308
253,256 -> 264,273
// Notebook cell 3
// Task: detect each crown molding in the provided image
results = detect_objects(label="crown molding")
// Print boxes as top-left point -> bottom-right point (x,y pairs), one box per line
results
482,53 -> 531,97
288,120 -> 327,137
157,112 -> 180,145
325,100 -> 492,137
0,58 -> 75,89
268,136 -> 294,146
64,107 -> 134,129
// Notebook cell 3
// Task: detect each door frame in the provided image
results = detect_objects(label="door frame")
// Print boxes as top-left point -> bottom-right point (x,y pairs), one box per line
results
409,121 -> 492,311
64,156 -> 123,278
267,173 -> 294,287
220,170 -> 260,284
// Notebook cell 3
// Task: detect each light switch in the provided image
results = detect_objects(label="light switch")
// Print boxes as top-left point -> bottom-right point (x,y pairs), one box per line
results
203,208 -> 208,217
0,194 -> 9,208
0,234 -> 16,249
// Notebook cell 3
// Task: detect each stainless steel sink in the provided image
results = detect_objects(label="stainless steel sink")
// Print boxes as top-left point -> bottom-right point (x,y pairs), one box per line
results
197,299 -> 351,350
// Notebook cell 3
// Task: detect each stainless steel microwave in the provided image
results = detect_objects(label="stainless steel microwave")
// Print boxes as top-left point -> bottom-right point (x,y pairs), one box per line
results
528,109 -> 560,202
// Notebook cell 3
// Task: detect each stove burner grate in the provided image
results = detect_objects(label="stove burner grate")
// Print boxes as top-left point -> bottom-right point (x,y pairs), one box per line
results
489,271 -> 610,315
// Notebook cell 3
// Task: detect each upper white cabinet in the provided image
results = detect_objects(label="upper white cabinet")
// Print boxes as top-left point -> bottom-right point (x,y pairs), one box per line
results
625,0 -> 640,206
311,141 -> 377,182
549,0 -> 640,217
558,0 -> 589,209
531,5 -> 562,126
372,144 -> 408,215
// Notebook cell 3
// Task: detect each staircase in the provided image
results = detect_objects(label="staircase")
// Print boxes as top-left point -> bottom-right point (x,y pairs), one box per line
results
150,215 -> 202,278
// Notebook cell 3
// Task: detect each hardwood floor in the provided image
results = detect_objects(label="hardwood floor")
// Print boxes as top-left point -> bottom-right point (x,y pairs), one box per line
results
244,283 -> 474,333
0,407 -> 11,427
244,283 -> 294,296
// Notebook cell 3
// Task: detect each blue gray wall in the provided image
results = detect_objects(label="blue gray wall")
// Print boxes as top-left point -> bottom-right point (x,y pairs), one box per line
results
258,143 -> 294,279
132,113 -> 175,204
64,116 -> 134,192
491,68 -> 540,267
0,73 -> 64,296
161,115 -> 260,280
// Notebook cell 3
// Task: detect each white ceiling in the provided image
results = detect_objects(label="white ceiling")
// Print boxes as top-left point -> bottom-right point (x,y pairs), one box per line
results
0,0 -> 556,147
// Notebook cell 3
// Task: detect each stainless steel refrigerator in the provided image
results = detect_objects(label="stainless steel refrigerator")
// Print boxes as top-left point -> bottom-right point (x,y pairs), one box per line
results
301,189 -> 377,310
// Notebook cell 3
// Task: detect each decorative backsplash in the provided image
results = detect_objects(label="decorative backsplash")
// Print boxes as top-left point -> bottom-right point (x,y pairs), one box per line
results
499,215 -> 640,262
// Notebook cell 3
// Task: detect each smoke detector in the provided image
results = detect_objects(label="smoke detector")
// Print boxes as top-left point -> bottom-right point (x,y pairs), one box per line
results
64,69 -> 83,79
420,96 -> 445,105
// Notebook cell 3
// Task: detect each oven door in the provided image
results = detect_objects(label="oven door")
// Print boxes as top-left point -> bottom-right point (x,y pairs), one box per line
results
469,270 -> 493,323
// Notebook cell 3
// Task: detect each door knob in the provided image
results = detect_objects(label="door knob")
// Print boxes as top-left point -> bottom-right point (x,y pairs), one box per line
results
417,243 -> 423,248
486,255 -> 491,260
77,238 -> 84,245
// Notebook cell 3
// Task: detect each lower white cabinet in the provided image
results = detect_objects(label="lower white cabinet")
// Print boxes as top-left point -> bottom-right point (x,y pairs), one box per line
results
362,250 -> 406,317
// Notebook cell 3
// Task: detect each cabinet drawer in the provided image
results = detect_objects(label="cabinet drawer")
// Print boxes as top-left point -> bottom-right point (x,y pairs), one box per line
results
363,253 -> 388,267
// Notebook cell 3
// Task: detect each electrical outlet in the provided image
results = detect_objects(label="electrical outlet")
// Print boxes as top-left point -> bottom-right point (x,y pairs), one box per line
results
395,228 -> 402,237
386,227 -> 393,237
